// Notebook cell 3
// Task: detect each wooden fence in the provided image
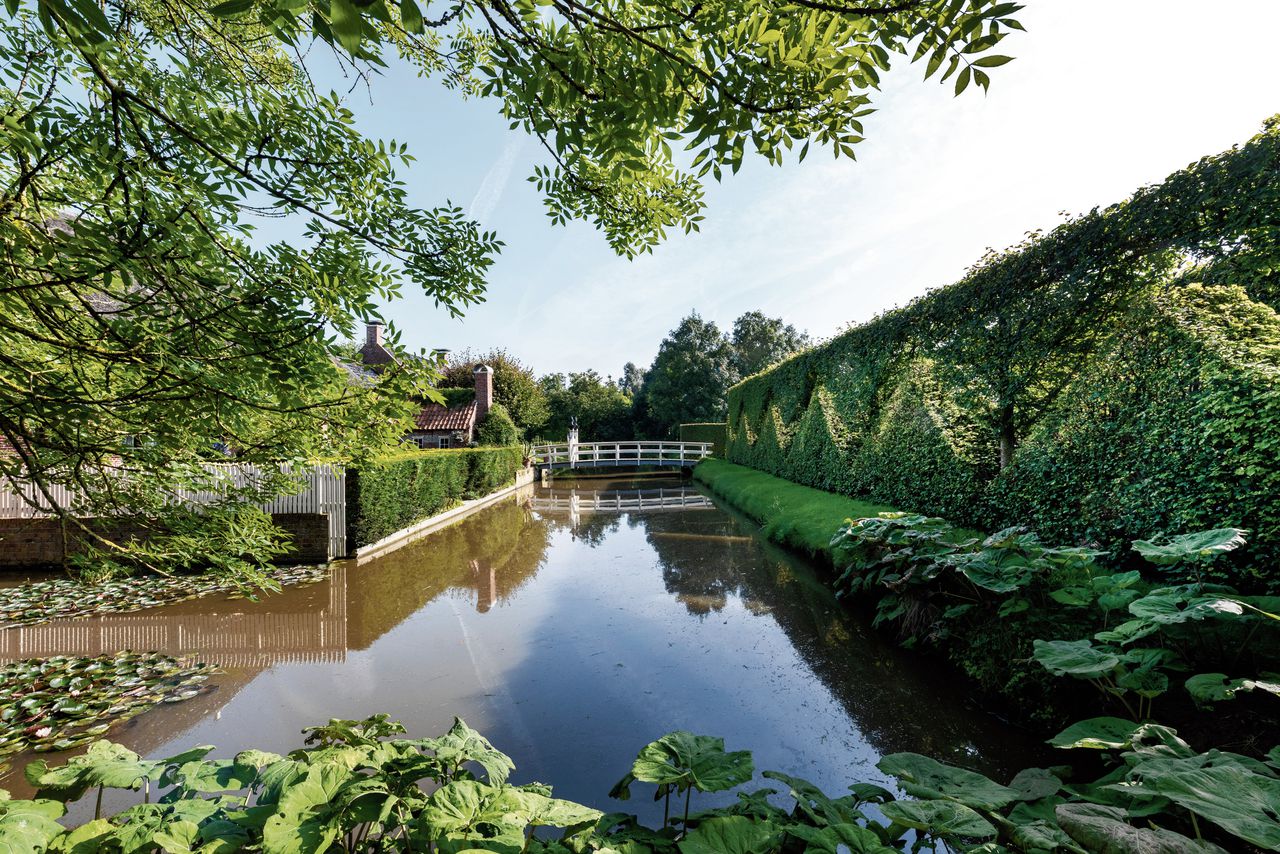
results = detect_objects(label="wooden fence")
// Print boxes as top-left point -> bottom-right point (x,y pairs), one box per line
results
0,463 -> 348,559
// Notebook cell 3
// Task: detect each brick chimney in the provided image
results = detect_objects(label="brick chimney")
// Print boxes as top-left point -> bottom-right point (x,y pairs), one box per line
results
365,320 -> 384,349
474,364 -> 493,423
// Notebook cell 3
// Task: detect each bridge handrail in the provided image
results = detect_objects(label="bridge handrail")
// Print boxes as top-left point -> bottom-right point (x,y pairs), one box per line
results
529,441 -> 713,467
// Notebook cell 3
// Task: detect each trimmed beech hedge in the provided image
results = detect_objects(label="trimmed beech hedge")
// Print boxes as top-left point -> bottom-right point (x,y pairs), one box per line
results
727,120 -> 1280,590
678,422 -> 726,455
348,447 -> 524,548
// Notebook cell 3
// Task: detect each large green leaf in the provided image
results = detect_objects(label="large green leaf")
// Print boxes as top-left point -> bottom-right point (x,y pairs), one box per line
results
1146,765 -> 1280,849
418,718 -> 515,785
677,816 -> 779,854
1131,529 -> 1247,565
1032,639 -> 1119,678
1048,718 -> 1140,750
782,822 -> 894,854
630,732 -> 754,794
1055,803 -> 1226,853
1127,588 -> 1245,625
876,753 -> 1018,810
1185,673 -> 1280,705
879,799 -> 996,839
261,763 -> 348,854
0,798 -> 66,853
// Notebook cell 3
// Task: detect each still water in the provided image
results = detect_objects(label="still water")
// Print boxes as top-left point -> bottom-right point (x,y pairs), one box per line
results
0,478 -> 1036,817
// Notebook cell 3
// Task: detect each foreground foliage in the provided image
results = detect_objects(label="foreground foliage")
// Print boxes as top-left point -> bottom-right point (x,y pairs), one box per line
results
2,714 -> 1276,852
0,653 -> 214,759
0,565 -> 328,630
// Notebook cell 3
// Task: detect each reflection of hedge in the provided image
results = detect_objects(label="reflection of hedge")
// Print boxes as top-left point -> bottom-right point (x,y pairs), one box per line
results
726,121 -> 1280,590
678,422 -> 726,455
348,447 -> 524,547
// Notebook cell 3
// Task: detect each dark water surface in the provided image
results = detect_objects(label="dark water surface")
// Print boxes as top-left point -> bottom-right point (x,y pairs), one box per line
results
1,478 -> 1038,818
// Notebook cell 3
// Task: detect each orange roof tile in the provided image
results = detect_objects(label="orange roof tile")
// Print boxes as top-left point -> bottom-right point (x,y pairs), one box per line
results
414,401 -> 477,432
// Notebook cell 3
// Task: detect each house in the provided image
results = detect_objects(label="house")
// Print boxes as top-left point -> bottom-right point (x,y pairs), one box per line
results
356,321 -> 493,449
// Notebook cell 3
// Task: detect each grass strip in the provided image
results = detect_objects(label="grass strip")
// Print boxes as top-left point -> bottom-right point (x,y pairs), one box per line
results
692,458 -> 902,562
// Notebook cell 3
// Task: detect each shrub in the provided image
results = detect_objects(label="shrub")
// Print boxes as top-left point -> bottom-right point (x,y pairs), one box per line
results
347,447 -> 523,547
475,402 -> 520,447
678,422 -> 726,455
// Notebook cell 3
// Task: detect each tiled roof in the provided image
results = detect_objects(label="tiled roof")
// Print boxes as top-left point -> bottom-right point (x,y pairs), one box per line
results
414,400 -> 477,432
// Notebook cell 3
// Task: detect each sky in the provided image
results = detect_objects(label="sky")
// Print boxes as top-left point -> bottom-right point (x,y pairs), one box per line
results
303,0 -> 1280,377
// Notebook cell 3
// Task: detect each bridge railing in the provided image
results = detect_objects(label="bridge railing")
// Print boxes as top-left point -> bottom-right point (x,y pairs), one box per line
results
530,441 -> 713,468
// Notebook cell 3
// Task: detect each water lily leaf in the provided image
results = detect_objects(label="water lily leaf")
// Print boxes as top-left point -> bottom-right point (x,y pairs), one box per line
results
631,732 -> 753,794
1132,529 -> 1247,565
877,753 -> 1018,809
677,816 -> 780,854
1055,803 -> 1227,853
1048,718 -> 1140,750
880,799 -> 996,839
1145,765 -> 1280,849
1032,639 -> 1119,678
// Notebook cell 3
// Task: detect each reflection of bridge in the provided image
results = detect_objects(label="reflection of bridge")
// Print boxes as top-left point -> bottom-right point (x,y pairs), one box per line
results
0,565 -> 348,667
530,488 -> 716,514
531,441 -> 713,471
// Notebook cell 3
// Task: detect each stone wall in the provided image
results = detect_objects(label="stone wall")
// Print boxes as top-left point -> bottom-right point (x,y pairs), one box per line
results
0,512 -> 330,569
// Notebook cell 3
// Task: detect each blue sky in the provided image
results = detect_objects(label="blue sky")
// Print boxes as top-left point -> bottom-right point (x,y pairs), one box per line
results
307,0 -> 1280,377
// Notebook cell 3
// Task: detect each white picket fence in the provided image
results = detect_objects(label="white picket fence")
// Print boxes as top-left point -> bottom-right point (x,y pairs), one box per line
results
0,463 -> 347,559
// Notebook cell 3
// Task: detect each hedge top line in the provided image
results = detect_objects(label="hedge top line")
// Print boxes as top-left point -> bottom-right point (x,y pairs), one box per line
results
729,113 -> 1280,393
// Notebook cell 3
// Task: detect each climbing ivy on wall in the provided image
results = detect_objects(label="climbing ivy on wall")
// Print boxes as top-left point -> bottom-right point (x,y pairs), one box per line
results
727,118 -> 1280,590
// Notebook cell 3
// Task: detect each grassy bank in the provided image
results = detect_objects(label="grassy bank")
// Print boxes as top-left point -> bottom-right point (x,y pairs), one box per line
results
692,457 -> 901,560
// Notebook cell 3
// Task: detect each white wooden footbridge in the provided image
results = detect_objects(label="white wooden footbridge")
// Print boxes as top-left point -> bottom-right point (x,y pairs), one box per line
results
530,438 -> 713,472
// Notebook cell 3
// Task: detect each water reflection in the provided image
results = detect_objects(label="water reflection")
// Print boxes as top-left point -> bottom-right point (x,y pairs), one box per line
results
0,478 -> 1040,817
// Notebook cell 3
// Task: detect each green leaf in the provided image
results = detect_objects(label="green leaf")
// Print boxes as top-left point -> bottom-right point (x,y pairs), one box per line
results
1048,717 -> 1140,750
399,0 -> 423,34
677,816 -> 780,854
1132,529 -> 1247,565
880,799 -> 996,839
1032,639 -> 1119,678
1055,804 -> 1225,853
630,732 -> 753,794
1147,765 -> 1280,848
877,753 -> 1018,810
328,0 -> 363,54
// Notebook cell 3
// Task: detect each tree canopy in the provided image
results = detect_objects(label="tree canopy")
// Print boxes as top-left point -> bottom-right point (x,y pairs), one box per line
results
441,349 -> 549,435
732,311 -> 812,378
0,0 -> 1021,575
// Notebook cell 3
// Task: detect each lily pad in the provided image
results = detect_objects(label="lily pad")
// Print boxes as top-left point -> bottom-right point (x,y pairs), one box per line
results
1,653 -> 216,759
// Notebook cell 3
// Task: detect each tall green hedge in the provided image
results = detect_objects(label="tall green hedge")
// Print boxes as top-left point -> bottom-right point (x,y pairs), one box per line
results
678,422 -> 726,455
348,447 -> 524,548
726,119 -> 1280,590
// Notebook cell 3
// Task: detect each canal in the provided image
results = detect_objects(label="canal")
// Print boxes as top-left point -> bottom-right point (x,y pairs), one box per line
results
0,477 -> 1037,818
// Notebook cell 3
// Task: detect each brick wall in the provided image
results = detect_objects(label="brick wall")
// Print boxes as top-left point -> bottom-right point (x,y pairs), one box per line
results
0,513 -> 330,569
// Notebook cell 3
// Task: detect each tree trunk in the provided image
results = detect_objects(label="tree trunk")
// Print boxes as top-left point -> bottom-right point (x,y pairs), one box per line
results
998,401 -> 1016,470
